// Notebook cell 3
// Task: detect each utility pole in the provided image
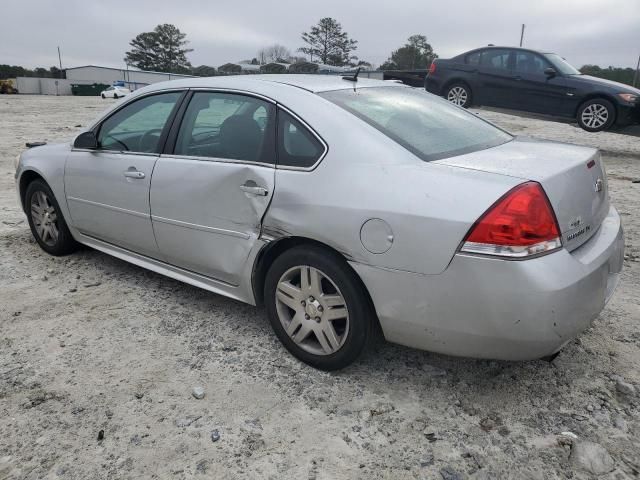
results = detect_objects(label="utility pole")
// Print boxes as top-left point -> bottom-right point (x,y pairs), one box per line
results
634,54 -> 640,88
519,24 -> 526,47
57,46 -> 63,70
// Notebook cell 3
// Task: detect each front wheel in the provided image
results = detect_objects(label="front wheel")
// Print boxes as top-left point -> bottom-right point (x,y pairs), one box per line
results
25,180 -> 78,256
446,83 -> 472,108
113,93 -> 118,99
577,98 -> 615,132
264,246 -> 373,370
101,94 -> 105,99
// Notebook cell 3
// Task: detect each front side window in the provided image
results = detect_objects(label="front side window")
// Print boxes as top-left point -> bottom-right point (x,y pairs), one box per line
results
174,92 -> 275,163
480,49 -> 511,71
514,51 -> 551,75
320,87 -> 512,162
277,110 -> 324,168
98,92 -> 181,153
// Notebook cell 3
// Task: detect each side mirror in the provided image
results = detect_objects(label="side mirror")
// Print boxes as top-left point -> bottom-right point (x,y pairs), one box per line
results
74,131 -> 98,149
544,67 -> 557,78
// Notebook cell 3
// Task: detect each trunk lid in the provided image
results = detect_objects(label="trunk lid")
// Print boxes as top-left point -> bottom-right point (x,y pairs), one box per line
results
434,137 -> 609,251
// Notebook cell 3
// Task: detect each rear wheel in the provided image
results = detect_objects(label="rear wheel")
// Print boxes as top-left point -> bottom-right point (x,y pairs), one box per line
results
25,180 -> 78,256
264,246 -> 373,370
446,83 -> 472,108
113,93 -> 118,99
101,94 -> 105,99
577,98 -> 615,132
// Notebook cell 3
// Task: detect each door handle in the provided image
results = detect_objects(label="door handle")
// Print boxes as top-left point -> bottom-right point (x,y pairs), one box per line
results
123,169 -> 145,179
240,184 -> 268,196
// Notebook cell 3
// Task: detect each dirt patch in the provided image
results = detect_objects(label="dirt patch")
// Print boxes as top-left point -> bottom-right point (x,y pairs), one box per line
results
1,95 -> 639,479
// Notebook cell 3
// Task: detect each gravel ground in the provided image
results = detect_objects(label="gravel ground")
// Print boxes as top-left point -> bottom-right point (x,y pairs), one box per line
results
0,95 -> 639,480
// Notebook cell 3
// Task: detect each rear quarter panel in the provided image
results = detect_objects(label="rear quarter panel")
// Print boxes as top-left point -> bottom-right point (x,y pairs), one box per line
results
263,92 -> 522,275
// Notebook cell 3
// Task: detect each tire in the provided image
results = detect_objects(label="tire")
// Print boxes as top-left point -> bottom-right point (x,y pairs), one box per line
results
25,179 -> 78,256
101,94 -> 105,99
264,245 -> 373,370
577,98 -> 615,132
445,82 -> 472,108
113,93 -> 118,99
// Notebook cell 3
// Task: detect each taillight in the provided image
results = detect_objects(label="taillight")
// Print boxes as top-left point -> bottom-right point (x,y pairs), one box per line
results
428,62 -> 436,75
460,181 -> 562,258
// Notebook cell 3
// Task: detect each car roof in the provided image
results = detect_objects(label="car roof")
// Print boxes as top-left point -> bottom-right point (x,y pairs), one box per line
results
140,74 -> 403,95
457,46 -> 554,56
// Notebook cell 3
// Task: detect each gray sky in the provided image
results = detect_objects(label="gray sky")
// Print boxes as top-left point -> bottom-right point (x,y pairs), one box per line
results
2,0 -> 639,70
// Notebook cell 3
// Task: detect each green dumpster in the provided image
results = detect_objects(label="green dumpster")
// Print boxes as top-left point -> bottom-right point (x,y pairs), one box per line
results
71,83 -> 110,96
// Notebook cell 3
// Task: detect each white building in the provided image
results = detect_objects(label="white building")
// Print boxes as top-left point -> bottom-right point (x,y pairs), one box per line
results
16,65 -> 196,95
65,65 -> 195,88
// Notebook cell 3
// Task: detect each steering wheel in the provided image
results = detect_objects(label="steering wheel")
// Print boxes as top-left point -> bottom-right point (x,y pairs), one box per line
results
139,129 -> 163,153
103,134 -> 129,151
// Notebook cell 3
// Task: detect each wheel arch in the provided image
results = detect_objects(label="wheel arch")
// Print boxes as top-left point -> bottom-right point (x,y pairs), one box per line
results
18,169 -> 47,211
251,236 -> 379,325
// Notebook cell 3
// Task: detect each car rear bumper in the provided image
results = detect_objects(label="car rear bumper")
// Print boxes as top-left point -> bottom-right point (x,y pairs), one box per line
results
351,205 -> 624,360
425,77 -> 441,95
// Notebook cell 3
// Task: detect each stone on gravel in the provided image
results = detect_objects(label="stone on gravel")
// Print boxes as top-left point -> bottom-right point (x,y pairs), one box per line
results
440,466 -> 464,480
570,440 -> 615,475
192,386 -> 205,399
615,379 -> 636,397
211,429 -> 220,442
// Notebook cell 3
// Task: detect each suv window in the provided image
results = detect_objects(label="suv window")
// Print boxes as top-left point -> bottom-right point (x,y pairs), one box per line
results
174,92 -> 275,163
466,51 -> 481,66
514,51 -> 551,75
98,92 -> 181,153
480,49 -> 511,70
277,110 -> 324,168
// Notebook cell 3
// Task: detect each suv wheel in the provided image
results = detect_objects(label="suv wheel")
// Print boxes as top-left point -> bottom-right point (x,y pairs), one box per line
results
25,179 -> 78,256
577,98 -> 615,132
264,246 -> 373,370
446,83 -> 472,108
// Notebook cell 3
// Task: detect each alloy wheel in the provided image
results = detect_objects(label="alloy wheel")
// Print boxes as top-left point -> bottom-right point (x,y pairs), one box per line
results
447,86 -> 468,106
30,190 -> 59,246
275,265 -> 349,356
581,103 -> 609,129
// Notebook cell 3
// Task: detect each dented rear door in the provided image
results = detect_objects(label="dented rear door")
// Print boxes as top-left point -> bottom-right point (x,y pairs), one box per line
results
150,90 -> 276,286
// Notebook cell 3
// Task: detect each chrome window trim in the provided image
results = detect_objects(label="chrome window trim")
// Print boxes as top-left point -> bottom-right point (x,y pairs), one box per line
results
275,104 -> 329,172
70,148 -> 160,156
159,153 -> 275,169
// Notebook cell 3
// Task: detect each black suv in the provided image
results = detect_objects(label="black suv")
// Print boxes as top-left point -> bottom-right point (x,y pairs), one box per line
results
426,46 -> 640,132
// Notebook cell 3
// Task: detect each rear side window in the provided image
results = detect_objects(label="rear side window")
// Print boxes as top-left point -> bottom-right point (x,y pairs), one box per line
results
480,49 -> 511,70
320,87 -> 512,162
514,51 -> 550,75
277,110 -> 324,168
466,51 -> 481,65
174,92 -> 275,164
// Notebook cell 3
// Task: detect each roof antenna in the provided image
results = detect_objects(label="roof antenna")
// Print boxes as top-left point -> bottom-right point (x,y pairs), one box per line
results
342,67 -> 361,82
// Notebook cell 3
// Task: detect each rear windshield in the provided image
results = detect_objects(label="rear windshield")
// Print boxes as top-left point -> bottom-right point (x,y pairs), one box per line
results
320,87 -> 512,162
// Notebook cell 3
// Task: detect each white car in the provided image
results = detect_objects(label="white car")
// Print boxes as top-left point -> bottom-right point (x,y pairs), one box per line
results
100,86 -> 130,99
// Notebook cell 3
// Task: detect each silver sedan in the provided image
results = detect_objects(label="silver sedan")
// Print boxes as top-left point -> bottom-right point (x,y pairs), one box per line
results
15,75 -> 624,370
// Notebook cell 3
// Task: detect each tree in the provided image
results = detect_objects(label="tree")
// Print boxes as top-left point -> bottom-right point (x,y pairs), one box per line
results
257,44 -> 291,64
124,24 -> 193,73
381,35 -> 437,70
298,18 -> 358,66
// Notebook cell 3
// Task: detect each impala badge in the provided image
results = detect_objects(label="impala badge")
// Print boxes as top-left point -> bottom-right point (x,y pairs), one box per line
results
594,178 -> 603,193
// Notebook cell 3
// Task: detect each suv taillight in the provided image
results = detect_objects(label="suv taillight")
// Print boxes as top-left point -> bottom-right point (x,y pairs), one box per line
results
428,62 -> 436,75
460,182 -> 562,258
